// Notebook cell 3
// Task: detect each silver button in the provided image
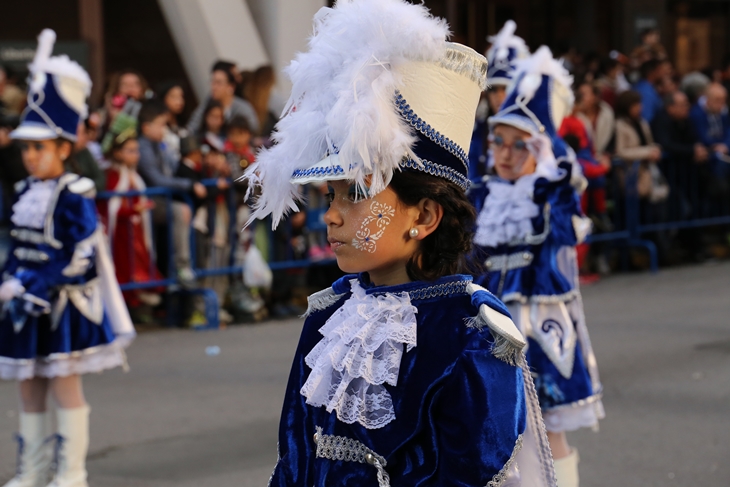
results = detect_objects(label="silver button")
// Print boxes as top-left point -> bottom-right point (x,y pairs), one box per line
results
365,453 -> 376,465
40,253 -> 49,262
523,253 -> 530,260
10,230 -> 18,237
313,432 -> 319,444
485,260 -> 493,268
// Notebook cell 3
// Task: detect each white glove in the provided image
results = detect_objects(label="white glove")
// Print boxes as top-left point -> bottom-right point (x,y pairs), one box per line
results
0,278 -> 25,302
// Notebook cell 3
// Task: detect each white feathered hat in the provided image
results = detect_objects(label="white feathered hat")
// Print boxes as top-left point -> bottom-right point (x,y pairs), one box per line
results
244,0 -> 488,228
11,29 -> 91,142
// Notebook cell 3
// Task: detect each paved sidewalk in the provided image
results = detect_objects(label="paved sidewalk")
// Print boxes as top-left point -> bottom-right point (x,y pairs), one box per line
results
1,262 -> 729,486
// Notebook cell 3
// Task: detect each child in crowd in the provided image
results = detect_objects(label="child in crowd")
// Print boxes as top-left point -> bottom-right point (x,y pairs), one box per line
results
136,100 -> 206,286
471,47 -> 604,487
244,2 -> 556,486
0,30 -> 134,487
97,115 -> 163,318
224,115 -> 256,180
178,135 -> 234,324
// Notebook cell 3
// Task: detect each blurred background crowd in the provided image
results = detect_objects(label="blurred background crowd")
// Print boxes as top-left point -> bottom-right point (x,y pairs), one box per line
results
0,0 -> 729,328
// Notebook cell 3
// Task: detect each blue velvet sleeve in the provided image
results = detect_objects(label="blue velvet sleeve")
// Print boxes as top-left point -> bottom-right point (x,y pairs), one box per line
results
542,165 -> 583,248
425,347 -> 526,486
15,192 -> 99,301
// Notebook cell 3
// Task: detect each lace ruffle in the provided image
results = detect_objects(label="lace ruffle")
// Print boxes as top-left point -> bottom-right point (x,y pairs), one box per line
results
474,176 -> 540,248
11,179 -> 58,230
542,395 -> 605,433
301,279 -> 417,429
0,334 -> 134,381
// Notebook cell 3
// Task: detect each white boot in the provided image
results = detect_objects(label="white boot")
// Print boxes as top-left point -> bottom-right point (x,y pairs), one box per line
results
48,406 -> 89,487
2,412 -> 52,487
553,448 -> 579,487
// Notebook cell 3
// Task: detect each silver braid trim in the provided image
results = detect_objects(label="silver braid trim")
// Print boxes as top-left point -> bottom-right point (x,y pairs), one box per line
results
314,426 -> 390,487
487,434 -> 524,487
518,354 -> 558,486
440,43 -> 489,91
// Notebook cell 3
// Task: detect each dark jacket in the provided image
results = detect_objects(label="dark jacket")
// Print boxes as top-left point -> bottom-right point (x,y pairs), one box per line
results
651,110 -> 697,161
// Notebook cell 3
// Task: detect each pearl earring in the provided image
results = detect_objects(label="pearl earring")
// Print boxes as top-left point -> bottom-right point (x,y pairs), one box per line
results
409,228 -> 419,238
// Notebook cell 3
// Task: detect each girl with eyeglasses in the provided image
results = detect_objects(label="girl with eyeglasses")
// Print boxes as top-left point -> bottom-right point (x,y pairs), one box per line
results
470,47 -> 605,487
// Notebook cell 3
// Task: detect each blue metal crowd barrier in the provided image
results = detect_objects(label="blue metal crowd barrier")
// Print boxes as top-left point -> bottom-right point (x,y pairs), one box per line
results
2,158 -> 726,329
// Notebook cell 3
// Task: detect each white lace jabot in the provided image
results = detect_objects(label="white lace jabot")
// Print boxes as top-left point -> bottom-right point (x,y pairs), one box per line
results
11,179 -> 58,230
474,175 -> 540,248
300,279 -> 417,429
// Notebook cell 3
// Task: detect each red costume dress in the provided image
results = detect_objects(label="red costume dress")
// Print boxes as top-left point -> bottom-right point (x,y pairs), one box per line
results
98,164 -> 162,306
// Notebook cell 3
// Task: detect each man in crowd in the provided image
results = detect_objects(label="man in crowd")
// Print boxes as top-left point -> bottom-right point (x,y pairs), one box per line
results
653,90 -> 706,170
689,82 -> 730,197
634,59 -> 669,124
187,61 -> 259,136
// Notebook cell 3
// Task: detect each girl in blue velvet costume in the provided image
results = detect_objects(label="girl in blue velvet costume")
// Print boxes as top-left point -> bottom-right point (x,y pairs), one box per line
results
471,47 -> 604,487
0,30 -> 134,487
241,1 -> 557,486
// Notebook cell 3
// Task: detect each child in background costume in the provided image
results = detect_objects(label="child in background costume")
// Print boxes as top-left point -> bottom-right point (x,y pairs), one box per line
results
98,115 -> 163,311
0,30 -> 135,487
243,1 -> 556,486
471,46 -> 604,487
469,21 -> 530,181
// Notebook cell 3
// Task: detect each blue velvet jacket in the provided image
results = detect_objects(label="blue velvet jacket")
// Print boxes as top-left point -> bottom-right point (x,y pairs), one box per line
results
470,162 -> 584,301
270,274 -> 529,487
0,173 -> 117,363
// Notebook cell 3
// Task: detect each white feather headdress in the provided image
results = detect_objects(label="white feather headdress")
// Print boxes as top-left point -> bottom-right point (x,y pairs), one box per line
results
244,0 -> 451,229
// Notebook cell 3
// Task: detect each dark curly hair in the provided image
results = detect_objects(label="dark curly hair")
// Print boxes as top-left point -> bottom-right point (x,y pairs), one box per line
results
388,170 -> 478,282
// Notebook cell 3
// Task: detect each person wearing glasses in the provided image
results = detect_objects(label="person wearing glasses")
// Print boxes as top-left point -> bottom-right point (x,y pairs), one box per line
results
470,46 -> 605,487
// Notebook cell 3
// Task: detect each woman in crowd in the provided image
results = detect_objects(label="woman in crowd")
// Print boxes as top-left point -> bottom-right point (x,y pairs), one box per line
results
243,66 -> 278,143
614,90 -> 667,203
157,81 -> 189,163
0,30 -> 134,487
196,100 -> 226,150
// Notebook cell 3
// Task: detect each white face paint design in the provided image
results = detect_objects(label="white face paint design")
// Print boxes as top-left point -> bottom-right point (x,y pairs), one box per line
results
351,201 -> 395,253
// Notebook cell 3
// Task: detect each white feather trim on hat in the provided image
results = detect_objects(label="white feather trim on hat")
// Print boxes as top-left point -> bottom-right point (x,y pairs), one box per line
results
486,20 -> 529,60
28,29 -> 92,116
243,0 -> 450,229
512,46 -> 573,105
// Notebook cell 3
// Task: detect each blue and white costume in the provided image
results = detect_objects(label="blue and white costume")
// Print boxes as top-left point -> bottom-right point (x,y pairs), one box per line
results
242,2 -> 557,486
0,31 -> 134,382
0,174 -> 134,380
270,275 -> 555,486
472,47 -> 604,433
0,29 -> 134,487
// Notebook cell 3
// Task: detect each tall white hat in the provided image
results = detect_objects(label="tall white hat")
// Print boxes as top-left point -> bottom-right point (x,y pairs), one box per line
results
11,29 -> 91,142
244,0 -> 488,228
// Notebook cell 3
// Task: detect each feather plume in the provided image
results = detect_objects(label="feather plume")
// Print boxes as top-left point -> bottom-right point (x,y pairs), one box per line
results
486,20 -> 528,60
29,29 -> 92,103
243,0 -> 450,229
512,46 -> 573,100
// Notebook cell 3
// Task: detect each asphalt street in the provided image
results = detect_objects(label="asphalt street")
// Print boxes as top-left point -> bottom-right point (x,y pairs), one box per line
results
1,262 -> 729,486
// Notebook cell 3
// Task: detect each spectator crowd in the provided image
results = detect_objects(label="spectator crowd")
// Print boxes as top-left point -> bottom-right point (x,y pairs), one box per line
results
1,26 -> 730,325
0,60 -> 328,327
